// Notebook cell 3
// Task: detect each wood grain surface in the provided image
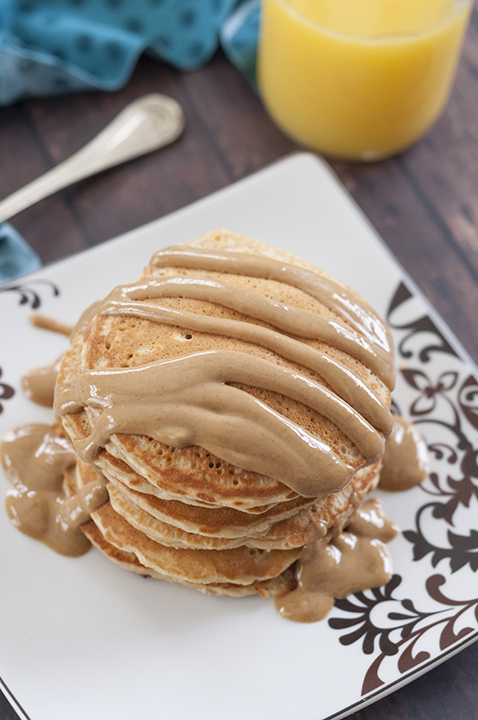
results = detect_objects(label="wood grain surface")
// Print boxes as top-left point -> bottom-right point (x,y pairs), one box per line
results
1,6 -> 477,720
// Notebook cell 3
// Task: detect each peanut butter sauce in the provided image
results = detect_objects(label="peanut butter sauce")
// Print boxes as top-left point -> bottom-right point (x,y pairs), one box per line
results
21,313 -> 72,407
275,498 -> 398,623
379,415 -> 429,491
22,355 -> 63,408
149,247 -> 394,388
95,294 -> 392,433
1,424 -> 107,556
57,246 -> 395,498
56,350 -> 384,497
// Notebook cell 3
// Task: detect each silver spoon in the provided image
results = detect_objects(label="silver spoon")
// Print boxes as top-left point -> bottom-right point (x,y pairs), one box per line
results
0,93 -> 184,225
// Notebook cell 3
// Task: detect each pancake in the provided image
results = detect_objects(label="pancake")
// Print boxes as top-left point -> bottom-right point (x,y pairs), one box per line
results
57,230 -> 393,508
96,450 -> 317,534
54,230 -> 395,600
64,464 -> 296,596
73,462 -> 301,586
100,461 -> 379,550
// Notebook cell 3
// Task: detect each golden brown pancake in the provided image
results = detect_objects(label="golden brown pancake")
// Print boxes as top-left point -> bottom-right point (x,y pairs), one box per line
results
56,230 -> 394,597
76,455 -> 379,551
96,451 -> 316,533
58,231 -> 392,511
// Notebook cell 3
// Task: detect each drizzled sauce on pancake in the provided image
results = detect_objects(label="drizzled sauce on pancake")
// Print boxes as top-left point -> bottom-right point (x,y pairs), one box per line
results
0,240 -> 429,623
56,245 -> 395,498
57,351 -> 384,497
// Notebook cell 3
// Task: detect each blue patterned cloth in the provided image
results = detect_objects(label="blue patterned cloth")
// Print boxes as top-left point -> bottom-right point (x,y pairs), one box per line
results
0,0 -> 260,282
0,222 -> 41,282
0,0 -> 260,105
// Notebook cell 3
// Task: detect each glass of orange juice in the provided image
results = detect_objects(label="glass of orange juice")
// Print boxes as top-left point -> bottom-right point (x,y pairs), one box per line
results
258,0 -> 472,161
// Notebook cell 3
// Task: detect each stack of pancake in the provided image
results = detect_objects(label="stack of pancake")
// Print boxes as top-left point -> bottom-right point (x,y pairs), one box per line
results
56,230 -> 394,597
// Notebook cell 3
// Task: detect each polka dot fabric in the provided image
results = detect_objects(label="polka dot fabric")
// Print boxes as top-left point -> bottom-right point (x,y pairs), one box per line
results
0,0 -> 259,105
0,0 -> 260,279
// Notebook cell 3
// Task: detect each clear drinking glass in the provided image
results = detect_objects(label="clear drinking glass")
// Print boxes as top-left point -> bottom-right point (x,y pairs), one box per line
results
258,0 -> 472,161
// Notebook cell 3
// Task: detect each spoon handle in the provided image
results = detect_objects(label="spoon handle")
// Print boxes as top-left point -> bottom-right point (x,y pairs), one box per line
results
0,94 -> 184,225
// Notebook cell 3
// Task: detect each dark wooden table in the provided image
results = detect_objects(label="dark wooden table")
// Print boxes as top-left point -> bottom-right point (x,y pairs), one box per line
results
1,7 -> 478,720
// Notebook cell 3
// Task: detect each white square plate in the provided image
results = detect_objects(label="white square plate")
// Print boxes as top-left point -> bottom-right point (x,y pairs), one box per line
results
1,153 -> 477,720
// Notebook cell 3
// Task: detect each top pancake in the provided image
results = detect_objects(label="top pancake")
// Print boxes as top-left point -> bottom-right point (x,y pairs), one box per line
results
56,230 -> 393,509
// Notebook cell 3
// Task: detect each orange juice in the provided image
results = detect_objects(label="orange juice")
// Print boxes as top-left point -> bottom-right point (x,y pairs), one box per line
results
258,0 -> 471,160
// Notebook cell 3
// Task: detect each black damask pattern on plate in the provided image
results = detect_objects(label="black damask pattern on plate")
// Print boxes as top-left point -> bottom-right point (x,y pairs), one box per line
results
386,282 -> 458,364
0,279 -> 60,309
330,574 -> 478,694
0,368 -> 15,414
328,280 -> 478,695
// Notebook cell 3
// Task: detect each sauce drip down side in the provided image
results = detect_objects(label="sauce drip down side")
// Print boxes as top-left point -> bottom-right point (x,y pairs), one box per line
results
275,498 -> 399,623
22,355 -> 63,408
1,424 -> 107,556
380,415 -> 429,491
22,312 -> 72,407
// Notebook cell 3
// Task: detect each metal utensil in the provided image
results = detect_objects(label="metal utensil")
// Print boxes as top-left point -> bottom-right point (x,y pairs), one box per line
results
0,93 -> 184,225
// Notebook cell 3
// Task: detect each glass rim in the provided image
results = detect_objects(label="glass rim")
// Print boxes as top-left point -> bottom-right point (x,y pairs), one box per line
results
273,0 -> 473,43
